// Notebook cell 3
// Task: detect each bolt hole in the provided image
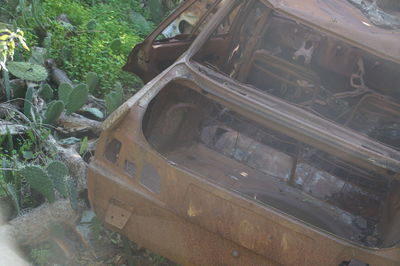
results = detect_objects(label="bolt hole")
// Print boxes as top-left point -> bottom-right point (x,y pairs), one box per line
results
111,216 -> 114,219
231,250 -> 240,258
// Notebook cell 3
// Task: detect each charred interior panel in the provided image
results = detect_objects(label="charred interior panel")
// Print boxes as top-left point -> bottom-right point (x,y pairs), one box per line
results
142,81 -> 399,248
195,5 -> 400,151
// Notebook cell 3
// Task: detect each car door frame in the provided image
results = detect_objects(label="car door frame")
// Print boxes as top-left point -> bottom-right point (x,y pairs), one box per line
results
123,0 -> 223,83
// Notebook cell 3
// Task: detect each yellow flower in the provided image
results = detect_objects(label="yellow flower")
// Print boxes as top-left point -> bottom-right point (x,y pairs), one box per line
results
0,28 -> 30,71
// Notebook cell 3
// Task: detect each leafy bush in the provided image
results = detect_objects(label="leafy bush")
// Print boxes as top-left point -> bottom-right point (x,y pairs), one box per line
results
41,0 -> 149,96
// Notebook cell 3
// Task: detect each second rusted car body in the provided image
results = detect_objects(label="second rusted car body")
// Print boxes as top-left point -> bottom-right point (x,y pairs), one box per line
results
88,0 -> 400,265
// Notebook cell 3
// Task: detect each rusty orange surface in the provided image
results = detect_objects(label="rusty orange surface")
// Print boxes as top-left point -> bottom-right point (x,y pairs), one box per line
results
89,1 -> 400,265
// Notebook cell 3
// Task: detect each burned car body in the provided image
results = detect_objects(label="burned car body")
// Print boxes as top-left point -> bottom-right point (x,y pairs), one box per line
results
88,0 -> 400,265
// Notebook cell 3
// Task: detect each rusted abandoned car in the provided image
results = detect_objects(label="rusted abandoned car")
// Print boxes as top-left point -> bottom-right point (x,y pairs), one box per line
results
88,0 -> 400,265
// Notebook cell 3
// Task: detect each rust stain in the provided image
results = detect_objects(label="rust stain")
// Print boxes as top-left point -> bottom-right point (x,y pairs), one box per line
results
187,201 -> 202,217
89,0 -> 400,265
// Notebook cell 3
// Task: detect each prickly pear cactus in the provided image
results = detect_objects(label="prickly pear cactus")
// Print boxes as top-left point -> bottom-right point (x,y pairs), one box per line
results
86,72 -> 99,93
46,161 -> 69,198
19,166 -> 55,203
39,83 -> 53,101
6,183 -> 20,213
58,83 -> 73,104
105,85 -> 124,114
65,84 -> 88,115
43,100 -> 64,125
24,86 -> 34,118
7,62 -> 48,81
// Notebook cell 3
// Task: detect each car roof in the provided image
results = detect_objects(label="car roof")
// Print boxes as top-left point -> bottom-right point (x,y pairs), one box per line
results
262,0 -> 400,63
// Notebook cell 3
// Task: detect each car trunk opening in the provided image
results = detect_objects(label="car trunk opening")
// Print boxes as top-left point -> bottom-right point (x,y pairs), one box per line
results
193,5 -> 400,152
142,81 -> 400,248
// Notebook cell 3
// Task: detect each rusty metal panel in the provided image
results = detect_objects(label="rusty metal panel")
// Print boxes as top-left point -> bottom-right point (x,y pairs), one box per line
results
89,0 -> 400,265
264,0 -> 400,62
88,98 -> 400,264
183,184 -> 314,265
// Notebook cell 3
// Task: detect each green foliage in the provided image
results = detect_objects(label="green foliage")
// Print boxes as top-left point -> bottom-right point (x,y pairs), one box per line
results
129,11 -> 153,36
0,28 -> 30,70
85,71 -> 99,93
6,127 -> 14,152
86,18 -> 97,30
7,62 -> 48,81
17,160 -> 71,204
20,165 -> 55,203
58,82 -> 89,115
65,83 -> 88,114
30,245 -> 50,266
89,215 -> 103,241
0,127 -> 45,169
23,86 -> 34,118
46,160 -> 69,177
42,0 -> 90,26
43,100 -> 64,125
109,38 -> 122,53
58,83 -> 73,104
29,47 -> 47,65
60,45 -> 72,62
2,159 -> 14,183
6,183 -> 20,213
46,161 -> 68,198
39,83 -> 53,101
42,0 -> 145,95
79,136 -> 88,155
105,84 -> 124,114
43,33 -> 52,50
149,0 -> 163,24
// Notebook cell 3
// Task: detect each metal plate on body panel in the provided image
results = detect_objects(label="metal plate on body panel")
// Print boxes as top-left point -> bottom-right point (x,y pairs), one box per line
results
105,201 -> 132,229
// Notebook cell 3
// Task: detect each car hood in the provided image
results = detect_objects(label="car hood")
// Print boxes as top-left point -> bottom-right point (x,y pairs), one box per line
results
263,0 -> 400,63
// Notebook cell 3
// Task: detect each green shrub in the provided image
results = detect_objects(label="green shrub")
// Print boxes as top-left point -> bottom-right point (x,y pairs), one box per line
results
41,0 -> 148,96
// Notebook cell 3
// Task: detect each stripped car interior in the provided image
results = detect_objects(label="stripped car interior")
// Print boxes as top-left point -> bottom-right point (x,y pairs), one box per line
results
88,0 -> 400,265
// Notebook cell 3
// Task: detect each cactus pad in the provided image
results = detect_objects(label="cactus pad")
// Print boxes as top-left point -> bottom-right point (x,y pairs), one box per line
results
58,83 -> 73,104
43,100 -> 64,125
20,166 -> 55,203
86,72 -> 99,93
39,84 -> 53,101
24,86 -> 34,118
65,84 -> 88,115
105,86 -> 123,114
7,62 -> 48,81
46,161 -> 69,198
